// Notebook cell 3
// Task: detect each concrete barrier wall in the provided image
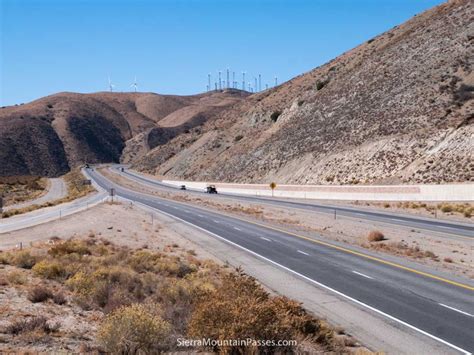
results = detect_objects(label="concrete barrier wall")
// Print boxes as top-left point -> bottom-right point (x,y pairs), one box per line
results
162,179 -> 474,202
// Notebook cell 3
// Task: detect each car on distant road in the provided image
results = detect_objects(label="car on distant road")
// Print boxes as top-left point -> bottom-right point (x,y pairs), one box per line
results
206,185 -> 217,194
180,185 -> 186,190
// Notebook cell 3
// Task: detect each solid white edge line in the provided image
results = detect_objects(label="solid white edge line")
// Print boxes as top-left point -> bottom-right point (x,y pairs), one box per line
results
439,303 -> 474,318
352,270 -> 374,280
297,250 -> 309,256
126,199 -> 470,355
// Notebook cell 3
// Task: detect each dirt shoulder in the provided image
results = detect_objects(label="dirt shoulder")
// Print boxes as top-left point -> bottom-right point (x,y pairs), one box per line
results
102,168 -> 474,279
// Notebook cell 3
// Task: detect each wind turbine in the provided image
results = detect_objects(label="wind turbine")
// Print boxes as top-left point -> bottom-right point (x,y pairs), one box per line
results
108,76 -> 115,92
130,76 -> 138,92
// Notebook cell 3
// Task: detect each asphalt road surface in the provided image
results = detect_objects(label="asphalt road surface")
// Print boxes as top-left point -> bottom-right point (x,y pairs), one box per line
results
89,168 -> 474,354
116,167 -> 473,239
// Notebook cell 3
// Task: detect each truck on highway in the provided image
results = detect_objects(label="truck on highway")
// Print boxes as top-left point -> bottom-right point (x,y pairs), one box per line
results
206,185 -> 217,194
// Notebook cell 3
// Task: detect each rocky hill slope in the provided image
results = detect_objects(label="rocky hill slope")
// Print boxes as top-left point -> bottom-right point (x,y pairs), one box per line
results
0,90 -> 246,176
134,0 -> 473,184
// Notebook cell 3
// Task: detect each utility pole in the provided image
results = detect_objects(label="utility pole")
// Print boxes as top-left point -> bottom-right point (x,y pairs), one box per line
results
218,71 -> 222,90
226,68 -> 230,89
208,73 -> 211,92
275,76 -> 278,87
232,71 -> 235,89
242,72 -> 246,91
254,77 -> 258,92
258,74 -> 261,92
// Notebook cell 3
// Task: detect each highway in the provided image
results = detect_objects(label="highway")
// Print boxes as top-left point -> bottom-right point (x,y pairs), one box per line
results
88,167 -> 474,354
114,167 -> 474,239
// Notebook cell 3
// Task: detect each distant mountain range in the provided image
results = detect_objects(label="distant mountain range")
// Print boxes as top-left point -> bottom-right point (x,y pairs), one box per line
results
1,0 -> 472,184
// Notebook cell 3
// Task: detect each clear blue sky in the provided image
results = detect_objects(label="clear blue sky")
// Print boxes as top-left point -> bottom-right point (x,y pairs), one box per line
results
1,0 -> 444,106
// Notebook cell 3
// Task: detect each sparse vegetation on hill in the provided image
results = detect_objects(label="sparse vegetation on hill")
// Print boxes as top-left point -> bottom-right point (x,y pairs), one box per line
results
0,238 -> 359,353
133,0 -> 473,185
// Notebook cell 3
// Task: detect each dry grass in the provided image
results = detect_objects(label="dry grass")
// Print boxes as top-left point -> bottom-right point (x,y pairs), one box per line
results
6,270 -> 27,285
366,241 -> 439,261
27,285 -> 54,303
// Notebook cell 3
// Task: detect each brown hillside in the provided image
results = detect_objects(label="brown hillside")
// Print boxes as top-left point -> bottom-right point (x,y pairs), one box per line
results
134,0 -> 473,184
0,90 -> 247,176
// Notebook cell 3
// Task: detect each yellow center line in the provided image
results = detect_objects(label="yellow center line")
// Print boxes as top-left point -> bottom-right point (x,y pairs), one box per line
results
226,214 -> 474,292
106,169 -> 474,292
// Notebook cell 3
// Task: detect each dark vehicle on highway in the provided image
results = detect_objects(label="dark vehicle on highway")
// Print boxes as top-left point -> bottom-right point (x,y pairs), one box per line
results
206,185 -> 217,194
180,185 -> 186,190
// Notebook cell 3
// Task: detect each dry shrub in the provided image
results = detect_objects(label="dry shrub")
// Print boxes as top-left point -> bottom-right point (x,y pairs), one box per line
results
6,270 -> 27,285
423,250 -> 437,259
33,260 -> 69,279
52,292 -> 67,305
127,250 -> 161,273
0,252 -> 12,265
6,316 -> 59,335
98,304 -> 171,354
367,230 -> 385,242
11,251 -> 38,269
27,286 -> 54,303
48,240 -> 91,257
440,205 -> 453,213
188,270 -> 336,353
66,267 -> 144,310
